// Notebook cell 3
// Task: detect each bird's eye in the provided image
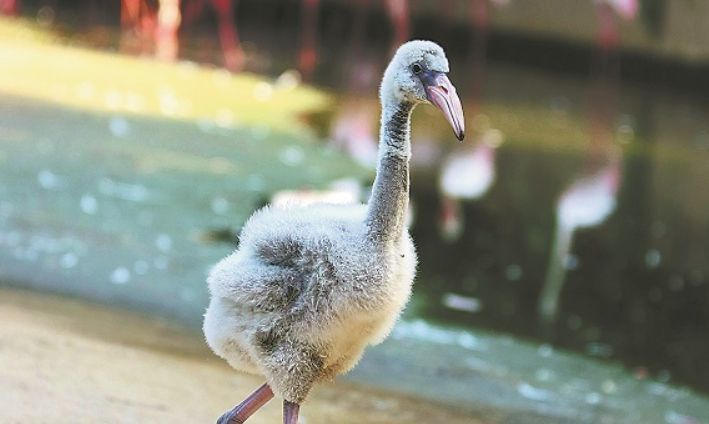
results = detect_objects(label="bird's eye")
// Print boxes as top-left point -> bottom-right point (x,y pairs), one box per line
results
411,63 -> 422,74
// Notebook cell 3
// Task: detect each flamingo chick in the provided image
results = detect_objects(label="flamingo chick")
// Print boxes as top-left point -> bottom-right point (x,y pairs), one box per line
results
203,40 -> 465,424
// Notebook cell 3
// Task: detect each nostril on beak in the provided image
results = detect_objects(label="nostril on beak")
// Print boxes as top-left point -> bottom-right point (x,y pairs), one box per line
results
439,85 -> 449,94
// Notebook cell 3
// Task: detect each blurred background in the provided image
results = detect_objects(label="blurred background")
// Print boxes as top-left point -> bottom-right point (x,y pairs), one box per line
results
0,0 -> 708,423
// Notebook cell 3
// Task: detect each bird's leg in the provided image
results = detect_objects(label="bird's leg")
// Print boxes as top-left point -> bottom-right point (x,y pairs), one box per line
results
217,382 -> 274,424
283,400 -> 300,424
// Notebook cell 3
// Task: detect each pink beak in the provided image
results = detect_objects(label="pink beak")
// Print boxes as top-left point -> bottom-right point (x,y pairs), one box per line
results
423,72 -> 465,141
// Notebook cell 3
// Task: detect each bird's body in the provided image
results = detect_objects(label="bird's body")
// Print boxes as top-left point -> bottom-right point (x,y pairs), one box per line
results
204,40 -> 465,424
204,202 -> 416,401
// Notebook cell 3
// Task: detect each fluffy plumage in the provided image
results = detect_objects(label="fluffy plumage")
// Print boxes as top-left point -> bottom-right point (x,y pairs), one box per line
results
204,203 -> 416,402
203,40 -> 454,407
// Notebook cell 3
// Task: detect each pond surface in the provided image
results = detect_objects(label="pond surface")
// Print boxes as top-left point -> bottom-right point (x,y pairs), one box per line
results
5,0 -> 709,404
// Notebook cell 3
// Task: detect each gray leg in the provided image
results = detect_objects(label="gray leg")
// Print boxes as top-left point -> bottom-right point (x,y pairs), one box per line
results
283,400 -> 300,424
217,382 -> 274,424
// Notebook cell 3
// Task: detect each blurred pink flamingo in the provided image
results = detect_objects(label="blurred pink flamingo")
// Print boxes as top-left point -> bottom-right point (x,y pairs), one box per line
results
465,0 -> 511,110
119,0 -> 183,64
538,28 -> 625,324
330,98 -> 378,168
436,0 -> 510,241
537,154 -> 621,324
155,0 -> 181,62
120,0 -> 157,55
211,0 -> 244,71
0,0 -> 19,15
183,0 -> 244,71
438,129 -> 501,241
384,0 -> 409,52
537,0 -> 636,326
595,0 -> 639,51
298,0 -> 320,80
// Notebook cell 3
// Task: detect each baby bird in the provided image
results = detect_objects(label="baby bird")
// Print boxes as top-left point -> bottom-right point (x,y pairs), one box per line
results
203,40 -> 465,424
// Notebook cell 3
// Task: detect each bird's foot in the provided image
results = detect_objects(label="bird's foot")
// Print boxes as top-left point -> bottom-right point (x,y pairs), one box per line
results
215,382 -> 274,424
217,408 -> 246,424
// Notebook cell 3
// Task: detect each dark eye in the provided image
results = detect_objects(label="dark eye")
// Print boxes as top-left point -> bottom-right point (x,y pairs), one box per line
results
411,63 -> 422,74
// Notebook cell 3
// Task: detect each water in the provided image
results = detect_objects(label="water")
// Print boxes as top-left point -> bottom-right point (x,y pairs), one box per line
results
4,0 -> 709,406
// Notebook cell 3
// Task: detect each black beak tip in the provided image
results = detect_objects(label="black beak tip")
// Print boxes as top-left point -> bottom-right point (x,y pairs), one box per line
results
456,131 -> 465,142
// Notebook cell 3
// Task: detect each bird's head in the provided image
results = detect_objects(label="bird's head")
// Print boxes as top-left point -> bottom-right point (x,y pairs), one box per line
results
380,40 -> 465,141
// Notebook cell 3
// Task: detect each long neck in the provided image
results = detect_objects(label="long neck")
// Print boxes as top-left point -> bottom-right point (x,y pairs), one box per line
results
365,98 -> 414,243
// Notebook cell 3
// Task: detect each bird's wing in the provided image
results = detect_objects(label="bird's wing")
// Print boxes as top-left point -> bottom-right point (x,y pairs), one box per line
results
254,235 -> 305,267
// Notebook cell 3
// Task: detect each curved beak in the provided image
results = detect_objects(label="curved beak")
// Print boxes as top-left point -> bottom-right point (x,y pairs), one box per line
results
421,71 -> 465,141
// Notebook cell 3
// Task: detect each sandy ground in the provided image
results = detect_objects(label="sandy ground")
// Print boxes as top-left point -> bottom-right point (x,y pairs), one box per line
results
0,288 -> 482,424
